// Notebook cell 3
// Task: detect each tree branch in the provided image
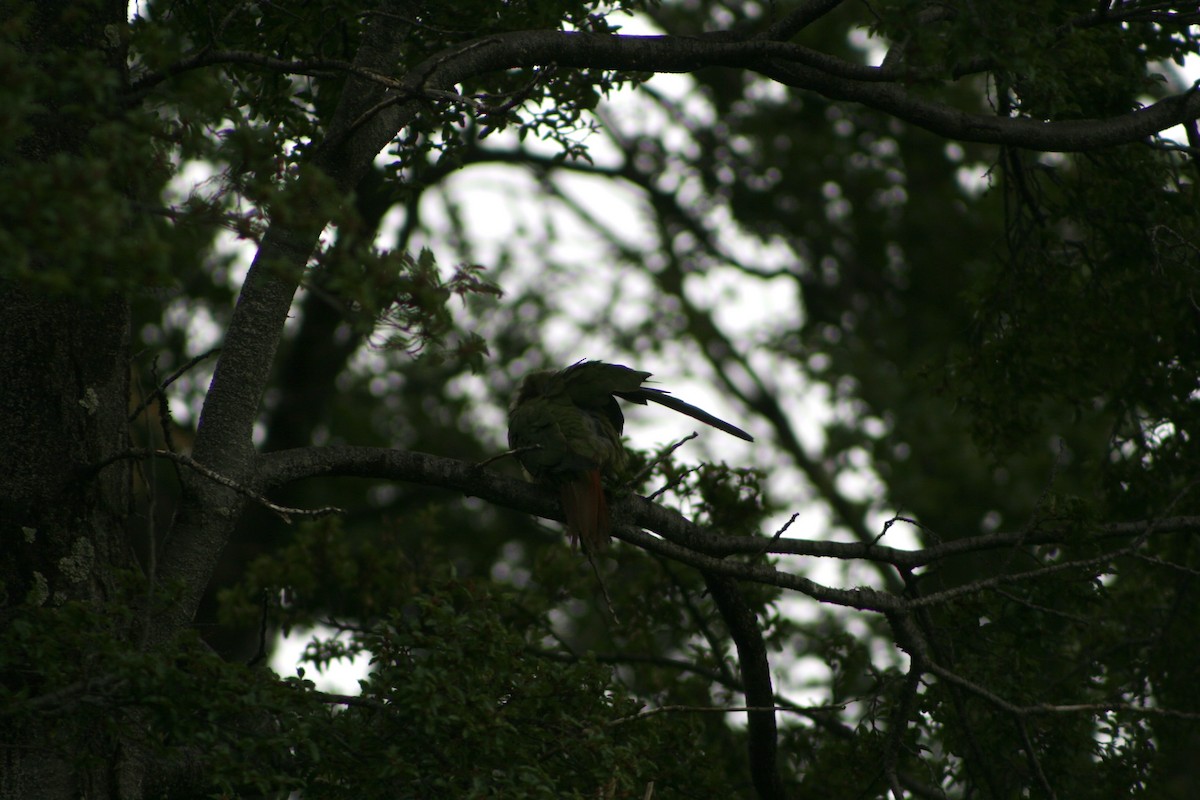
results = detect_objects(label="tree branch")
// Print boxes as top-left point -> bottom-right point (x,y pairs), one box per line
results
151,1 -> 424,644
256,443 -> 902,610
705,574 -> 785,800
758,0 -> 849,41
256,443 -> 1199,605
161,31 -> 1200,152
400,30 -> 1200,151
715,514 -> 1200,566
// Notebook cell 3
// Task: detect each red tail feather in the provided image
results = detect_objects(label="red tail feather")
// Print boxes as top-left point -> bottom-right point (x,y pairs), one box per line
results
559,470 -> 610,553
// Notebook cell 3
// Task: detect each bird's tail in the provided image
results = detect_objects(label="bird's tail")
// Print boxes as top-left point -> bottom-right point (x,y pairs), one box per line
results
559,470 -> 610,553
624,388 -> 754,442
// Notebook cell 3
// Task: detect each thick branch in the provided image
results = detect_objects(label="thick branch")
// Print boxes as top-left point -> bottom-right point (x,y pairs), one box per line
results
153,30 -> 1200,153
758,0 -> 849,41
256,444 -> 902,611
151,2 -> 423,643
259,443 -> 1199,586
705,574 -> 785,800
400,30 -> 1200,151
151,220 -> 324,640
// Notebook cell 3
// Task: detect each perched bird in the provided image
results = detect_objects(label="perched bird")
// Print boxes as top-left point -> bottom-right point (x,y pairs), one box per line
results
507,360 -> 753,553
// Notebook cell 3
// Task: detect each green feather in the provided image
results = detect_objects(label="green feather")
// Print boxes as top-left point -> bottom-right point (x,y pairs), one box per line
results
507,366 -> 627,482
507,359 -> 752,484
507,360 -> 752,552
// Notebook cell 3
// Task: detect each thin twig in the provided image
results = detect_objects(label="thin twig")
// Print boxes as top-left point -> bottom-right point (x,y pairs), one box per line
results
658,559 -> 742,688
89,449 -> 344,523
644,464 -> 701,504
875,514 -> 939,546
1128,551 -> 1200,578
247,589 -> 272,667
990,587 -> 1090,623
308,690 -> 389,711
130,366 -> 161,652
748,512 -> 798,559
585,548 -> 620,625
925,658 -> 1200,721
908,546 -> 1127,610
1017,717 -> 1057,800
631,431 -> 699,490
606,703 -> 844,727
478,444 -> 540,470
128,347 -> 221,422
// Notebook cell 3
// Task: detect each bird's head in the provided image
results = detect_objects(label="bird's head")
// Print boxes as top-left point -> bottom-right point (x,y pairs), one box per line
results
510,369 -> 556,412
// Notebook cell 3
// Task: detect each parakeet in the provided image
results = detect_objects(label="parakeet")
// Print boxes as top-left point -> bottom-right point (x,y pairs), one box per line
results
507,360 -> 753,553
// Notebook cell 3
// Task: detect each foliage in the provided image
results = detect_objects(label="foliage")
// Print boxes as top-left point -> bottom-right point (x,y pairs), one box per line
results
4,0 -> 1200,798
308,582 -> 743,799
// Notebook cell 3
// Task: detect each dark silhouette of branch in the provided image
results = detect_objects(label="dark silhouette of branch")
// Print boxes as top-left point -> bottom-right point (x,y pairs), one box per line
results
710,515 -> 1200,566
907,543 -> 1139,610
256,443 -> 903,610
151,2 -> 424,644
128,51 -> 358,97
144,31 -> 1200,152
1017,718 -> 1058,800
759,0 -> 849,41
393,30 -> 1200,150
254,443 -> 1200,601
659,558 -> 744,686
605,703 -> 835,725
704,574 -> 785,800
127,347 -> 221,423
921,642 -> 1200,722
882,667 -> 924,798
893,611 -> 1010,797
91,449 -> 344,522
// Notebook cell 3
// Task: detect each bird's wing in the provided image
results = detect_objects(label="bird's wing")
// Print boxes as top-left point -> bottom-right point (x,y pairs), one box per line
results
508,393 -> 627,479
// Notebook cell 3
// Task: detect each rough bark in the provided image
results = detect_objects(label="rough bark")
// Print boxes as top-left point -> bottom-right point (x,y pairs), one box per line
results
1,3 -> 136,797
0,289 -> 133,800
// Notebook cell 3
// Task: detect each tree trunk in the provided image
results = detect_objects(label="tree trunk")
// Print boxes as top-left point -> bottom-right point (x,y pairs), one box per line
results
1,2 -> 135,797
0,292 -> 134,797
